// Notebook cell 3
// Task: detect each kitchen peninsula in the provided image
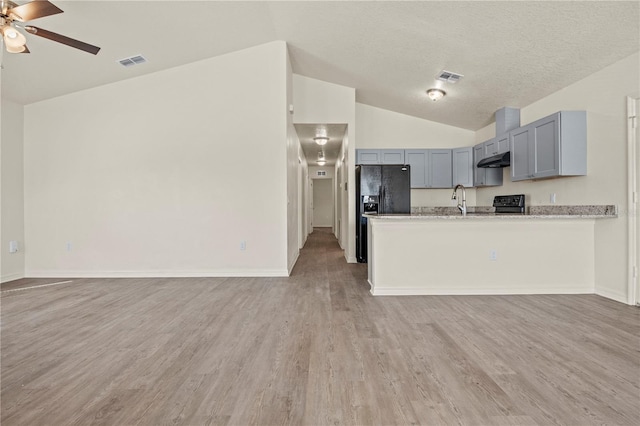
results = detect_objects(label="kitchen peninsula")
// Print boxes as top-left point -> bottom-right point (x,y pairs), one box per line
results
365,206 -> 616,296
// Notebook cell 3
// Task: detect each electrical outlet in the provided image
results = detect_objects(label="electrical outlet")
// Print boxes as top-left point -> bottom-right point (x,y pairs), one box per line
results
240,241 -> 246,251
550,193 -> 557,204
489,249 -> 498,261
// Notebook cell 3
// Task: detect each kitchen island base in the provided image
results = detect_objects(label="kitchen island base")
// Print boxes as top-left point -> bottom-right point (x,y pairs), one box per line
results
367,217 -> 596,296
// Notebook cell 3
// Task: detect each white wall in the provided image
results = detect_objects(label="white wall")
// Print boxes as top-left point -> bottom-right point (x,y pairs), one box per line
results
1,98 -> 26,283
293,75 -> 356,261
308,166 -> 335,179
24,41 -> 290,277
356,103 -> 477,207
476,52 -> 640,303
285,47 -> 301,274
335,132 -> 348,247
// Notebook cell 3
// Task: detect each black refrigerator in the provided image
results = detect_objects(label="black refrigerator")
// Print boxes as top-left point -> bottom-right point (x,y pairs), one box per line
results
356,164 -> 411,263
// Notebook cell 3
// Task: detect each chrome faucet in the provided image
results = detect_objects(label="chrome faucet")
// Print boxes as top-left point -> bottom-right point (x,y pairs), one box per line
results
451,184 -> 467,216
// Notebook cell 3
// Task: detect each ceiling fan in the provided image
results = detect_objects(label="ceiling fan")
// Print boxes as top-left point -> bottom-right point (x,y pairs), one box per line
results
0,0 -> 100,54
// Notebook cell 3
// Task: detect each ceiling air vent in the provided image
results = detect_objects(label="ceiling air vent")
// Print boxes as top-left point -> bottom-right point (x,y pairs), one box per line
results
118,55 -> 148,68
436,70 -> 463,84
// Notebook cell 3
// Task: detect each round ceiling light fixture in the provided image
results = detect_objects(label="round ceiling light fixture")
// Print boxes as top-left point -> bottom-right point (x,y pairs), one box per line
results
317,160 -> 326,166
426,88 -> 446,102
313,136 -> 329,146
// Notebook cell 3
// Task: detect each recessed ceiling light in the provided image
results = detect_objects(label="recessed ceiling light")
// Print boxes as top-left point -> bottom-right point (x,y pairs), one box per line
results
426,88 -> 446,102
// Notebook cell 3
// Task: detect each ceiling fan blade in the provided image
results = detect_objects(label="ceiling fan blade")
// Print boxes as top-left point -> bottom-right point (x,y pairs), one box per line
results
7,0 -> 63,22
25,26 -> 100,55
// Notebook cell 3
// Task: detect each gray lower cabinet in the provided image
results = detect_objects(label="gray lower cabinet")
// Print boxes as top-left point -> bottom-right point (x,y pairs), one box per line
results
356,149 -> 405,164
474,142 -> 503,187
452,147 -> 474,187
510,111 -> 586,181
406,149 -> 452,188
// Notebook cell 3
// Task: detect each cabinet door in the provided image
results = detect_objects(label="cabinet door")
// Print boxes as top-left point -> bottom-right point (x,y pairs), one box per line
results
356,149 -> 381,164
510,126 -> 532,181
380,149 -> 405,164
452,147 -> 473,187
473,144 -> 485,186
530,114 -> 560,178
484,139 -> 498,156
496,134 -> 510,154
428,149 -> 453,188
405,150 -> 427,188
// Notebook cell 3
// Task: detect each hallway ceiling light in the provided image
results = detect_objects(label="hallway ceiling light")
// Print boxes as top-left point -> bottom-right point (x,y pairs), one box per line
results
314,136 -> 329,145
426,88 -> 446,102
317,160 -> 326,166
314,126 -> 329,145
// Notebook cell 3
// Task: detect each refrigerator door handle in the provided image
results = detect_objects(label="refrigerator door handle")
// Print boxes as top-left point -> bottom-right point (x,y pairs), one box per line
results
378,185 -> 383,214
381,186 -> 385,214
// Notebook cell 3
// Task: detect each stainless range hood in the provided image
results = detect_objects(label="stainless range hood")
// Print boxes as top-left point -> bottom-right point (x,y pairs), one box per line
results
477,151 -> 510,168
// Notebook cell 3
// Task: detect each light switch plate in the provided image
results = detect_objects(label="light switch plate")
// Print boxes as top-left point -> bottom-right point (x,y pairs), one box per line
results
9,241 -> 18,253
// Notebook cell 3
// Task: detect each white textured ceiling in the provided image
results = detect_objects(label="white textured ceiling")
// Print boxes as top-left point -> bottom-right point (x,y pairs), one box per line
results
1,1 -> 639,132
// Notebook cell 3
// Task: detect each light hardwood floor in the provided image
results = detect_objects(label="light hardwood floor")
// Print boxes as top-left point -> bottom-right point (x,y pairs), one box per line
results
1,228 -> 639,425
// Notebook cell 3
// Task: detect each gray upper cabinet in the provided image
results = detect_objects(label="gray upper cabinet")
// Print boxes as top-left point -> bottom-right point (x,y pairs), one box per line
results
429,149 -> 453,188
406,149 -> 452,188
452,147 -> 474,187
356,149 -> 405,164
473,144 -> 486,186
510,127 -> 531,181
380,149 -> 405,164
484,134 -> 509,156
474,142 -> 504,187
496,134 -> 510,154
510,111 -> 586,181
405,150 -> 427,188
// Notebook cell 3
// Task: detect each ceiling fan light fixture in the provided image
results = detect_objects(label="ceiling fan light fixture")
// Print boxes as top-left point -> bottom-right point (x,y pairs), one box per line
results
314,136 -> 329,146
5,41 -> 25,53
2,24 -> 26,49
426,88 -> 446,102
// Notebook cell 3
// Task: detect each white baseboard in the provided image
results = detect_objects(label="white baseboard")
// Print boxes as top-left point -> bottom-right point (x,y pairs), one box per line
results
346,256 -> 357,263
595,287 -> 629,304
25,269 -> 290,278
1,273 -> 25,284
370,285 -> 594,296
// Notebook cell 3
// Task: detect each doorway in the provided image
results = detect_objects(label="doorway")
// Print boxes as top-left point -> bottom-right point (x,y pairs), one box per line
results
312,178 -> 334,230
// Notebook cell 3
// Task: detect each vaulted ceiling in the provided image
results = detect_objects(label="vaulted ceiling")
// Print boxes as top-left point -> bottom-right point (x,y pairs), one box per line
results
1,1 -> 638,131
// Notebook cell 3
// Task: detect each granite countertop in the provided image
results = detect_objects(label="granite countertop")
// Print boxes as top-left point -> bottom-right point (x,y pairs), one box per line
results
365,205 -> 617,220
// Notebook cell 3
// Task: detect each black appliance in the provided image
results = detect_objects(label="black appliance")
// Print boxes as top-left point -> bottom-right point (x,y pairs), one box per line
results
478,151 -> 510,168
493,194 -> 525,214
356,164 -> 411,263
